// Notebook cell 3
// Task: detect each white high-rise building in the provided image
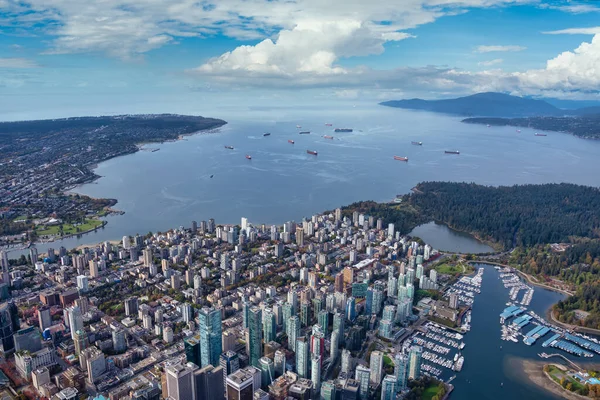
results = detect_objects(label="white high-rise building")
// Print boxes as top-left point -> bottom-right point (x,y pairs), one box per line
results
66,306 -> 83,340
122,236 -> 131,250
76,275 -> 88,292
370,351 -> 384,385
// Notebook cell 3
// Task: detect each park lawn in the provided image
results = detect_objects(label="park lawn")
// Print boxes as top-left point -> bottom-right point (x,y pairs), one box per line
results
422,384 -> 444,400
37,219 -> 103,236
435,263 -> 463,275
383,355 -> 394,368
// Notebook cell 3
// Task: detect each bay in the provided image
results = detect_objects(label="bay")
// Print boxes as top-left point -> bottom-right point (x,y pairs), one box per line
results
408,222 -> 494,254
452,263 -> 569,399
11,103 -> 600,256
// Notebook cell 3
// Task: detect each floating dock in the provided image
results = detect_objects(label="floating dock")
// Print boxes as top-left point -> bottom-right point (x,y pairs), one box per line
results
542,333 -> 561,348
564,333 -> 600,355
523,325 -> 550,345
512,315 -> 532,328
500,305 -> 523,320
552,340 -> 593,357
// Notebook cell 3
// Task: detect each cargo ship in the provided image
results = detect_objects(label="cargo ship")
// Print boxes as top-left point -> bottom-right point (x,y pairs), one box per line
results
263,132 -> 271,137
288,139 -> 295,144
325,123 -> 333,126
534,133 -> 547,136
299,131 -> 311,135
245,155 -> 252,160
224,145 -> 234,150
445,150 -> 460,154
323,135 -> 334,139
393,156 -> 408,161
411,141 -> 422,145
516,129 -> 521,133
307,150 -> 318,156
334,128 -> 353,132
296,125 -> 301,128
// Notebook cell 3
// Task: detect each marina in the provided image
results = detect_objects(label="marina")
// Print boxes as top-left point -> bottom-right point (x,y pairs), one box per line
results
496,267 -> 600,359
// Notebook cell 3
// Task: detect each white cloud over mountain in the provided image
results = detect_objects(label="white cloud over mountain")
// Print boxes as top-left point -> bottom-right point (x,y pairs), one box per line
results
475,45 -> 527,53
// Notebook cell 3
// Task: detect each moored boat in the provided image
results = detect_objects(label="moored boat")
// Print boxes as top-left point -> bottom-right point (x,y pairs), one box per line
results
263,132 -> 271,137
323,135 -> 334,139
393,156 -> 408,161
334,128 -> 353,132
245,155 -> 252,160
411,141 -> 422,145
288,139 -> 295,144
225,145 -> 234,150
299,131 -> 311,135
445,150 -> 460,154
307,150 -> 318,156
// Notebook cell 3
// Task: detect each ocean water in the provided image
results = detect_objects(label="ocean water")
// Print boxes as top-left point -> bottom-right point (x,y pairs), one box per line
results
12,103 -> 600,255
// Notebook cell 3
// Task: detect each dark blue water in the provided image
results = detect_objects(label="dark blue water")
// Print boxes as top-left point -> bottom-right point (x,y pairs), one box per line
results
452,263 -> 567,399
8,104 -> 600,257
409,222 -> 494,254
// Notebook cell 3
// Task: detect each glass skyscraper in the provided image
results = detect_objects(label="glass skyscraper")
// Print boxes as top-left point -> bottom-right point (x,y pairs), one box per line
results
198,307 -> 222,367
248,307 -> 263,367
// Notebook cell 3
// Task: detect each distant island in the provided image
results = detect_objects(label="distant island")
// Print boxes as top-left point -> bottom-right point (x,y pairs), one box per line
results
0,114 -> 226,245
380,91 -> 600,139
462,116 -> 600,140
380,92 -> 565,117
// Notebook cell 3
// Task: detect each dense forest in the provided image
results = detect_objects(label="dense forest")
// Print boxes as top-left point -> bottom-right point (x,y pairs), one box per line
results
408,182 -> 600,250
554,282 -> 600,329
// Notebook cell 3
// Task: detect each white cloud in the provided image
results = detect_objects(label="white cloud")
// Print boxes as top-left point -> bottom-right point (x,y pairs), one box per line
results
516,34 -> 600,93
539,3 -> 600,14
543,27 -> 600,35
475,45 -> 527,53
0,58 -> 38,68
478,59 -> 503,66
1,0 -> 532,60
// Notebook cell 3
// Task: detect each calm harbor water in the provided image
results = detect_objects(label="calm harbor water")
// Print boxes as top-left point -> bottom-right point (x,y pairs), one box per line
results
452,263 -> 568,399
9,103 -> 600,257
409,222 -> 494,254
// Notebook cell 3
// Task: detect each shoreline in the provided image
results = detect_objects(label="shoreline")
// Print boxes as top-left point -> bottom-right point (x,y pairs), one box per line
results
518,359 -> 587,400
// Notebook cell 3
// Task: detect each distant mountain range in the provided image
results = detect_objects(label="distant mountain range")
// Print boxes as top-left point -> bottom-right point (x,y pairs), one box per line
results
380,92 -> 600,118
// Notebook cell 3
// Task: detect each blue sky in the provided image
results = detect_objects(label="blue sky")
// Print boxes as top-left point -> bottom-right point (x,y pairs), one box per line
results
1,0 -> 600,119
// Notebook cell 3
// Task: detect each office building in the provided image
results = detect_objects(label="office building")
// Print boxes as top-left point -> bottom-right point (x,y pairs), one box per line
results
194,364 -> 224,400
66,306 -> 83,340
112,329 -> 127,353
263,309 -> 276,344
37,306 -> 52,331
226,367 -> 259,400
83,346 -> 106,383
74,329 -> 87,355
199,307 -> 223,368
287,315 -> 300,352
321,381 -> 336,400
295,337 -> 309,378
311,355 -> 321,392
220,351 -> 240,395
258,357 -> 274,388
14,326 -> 42,352
341,350 -> 352,374
248,307 -> 263,367
165,362 -> 197,400
273,350 -> 286,377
